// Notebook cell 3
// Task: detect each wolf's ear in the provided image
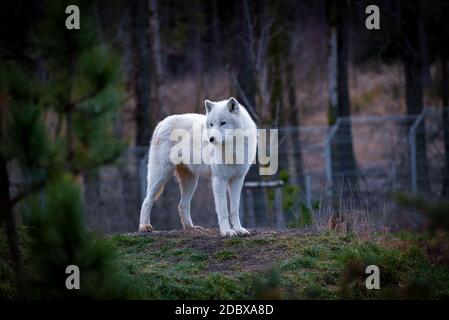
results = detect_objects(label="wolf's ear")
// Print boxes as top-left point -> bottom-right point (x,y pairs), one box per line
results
205,100 -> 214,113
227,97 -> 240,114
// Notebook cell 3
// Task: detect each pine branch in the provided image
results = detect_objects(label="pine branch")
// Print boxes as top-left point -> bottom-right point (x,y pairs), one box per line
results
70,84 -> 104,108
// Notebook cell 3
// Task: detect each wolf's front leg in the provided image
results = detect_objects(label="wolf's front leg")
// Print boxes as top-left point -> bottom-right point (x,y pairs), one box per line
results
139,195 -> 153,232
212,177 -> 237,237
228,176 -> 250,237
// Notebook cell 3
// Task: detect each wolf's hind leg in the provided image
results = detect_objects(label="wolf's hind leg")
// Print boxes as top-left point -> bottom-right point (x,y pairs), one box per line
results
175,166 -> 202,230
139,162 -> 173,232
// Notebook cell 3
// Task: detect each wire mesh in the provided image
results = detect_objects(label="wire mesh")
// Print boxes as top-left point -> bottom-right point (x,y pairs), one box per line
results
80,108 -> 448,233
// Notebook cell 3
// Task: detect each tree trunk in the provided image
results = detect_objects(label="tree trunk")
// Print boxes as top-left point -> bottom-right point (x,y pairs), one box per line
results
130,0 -> 152,146
284,0 -> 306,211
402,0 -> 430,192
286,59 -> 305,188
336,0 -> 356,183
326,0 -> 357,188
267,0 -> 285,127
231,0 -> 260,183
148,0 -> 163,121
440,55 -> 449,196
148,0 -> 163,79
284,0 -> 305,189
0,153 -> 22,275
328,26 -> 338,125
419,17 -> 432,89
235,0 -> 256,117
211,0 -> 222,64
189,0 -> 204,113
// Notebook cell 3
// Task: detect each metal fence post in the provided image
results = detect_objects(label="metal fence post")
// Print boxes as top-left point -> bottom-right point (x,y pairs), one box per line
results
244,180 -> 284,228
274,186 -> 284,229
305,174 -> 312,207
324,119 -> 340,195
408,111 -> 425,194
390,161 -> 397,190
245,188 -> 255,228
325,143 -> 332,188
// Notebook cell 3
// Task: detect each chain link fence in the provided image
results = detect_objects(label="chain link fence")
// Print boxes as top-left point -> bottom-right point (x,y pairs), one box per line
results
82,108 -> 449,233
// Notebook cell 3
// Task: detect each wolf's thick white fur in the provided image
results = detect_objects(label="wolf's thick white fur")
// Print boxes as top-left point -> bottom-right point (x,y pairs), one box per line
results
138,97 -> 257,237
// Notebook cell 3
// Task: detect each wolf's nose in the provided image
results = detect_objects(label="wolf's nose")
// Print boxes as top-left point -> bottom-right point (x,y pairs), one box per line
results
209,137 -> 215,143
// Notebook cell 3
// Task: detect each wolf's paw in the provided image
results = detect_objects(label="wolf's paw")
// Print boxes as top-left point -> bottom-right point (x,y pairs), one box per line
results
234,227 -> 250,237
220,229 -> 238,238
138,224 -> 153,232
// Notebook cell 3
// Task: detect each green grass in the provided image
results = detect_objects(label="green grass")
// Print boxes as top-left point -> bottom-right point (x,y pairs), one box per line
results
107,236 -> 252,299
280,256 -> 317,270
214,250 -> 237,261
105,231 -> 449,299
2,230 -> 449,299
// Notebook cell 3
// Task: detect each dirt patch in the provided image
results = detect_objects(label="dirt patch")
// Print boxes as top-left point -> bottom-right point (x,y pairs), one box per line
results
128,228 -> 312,274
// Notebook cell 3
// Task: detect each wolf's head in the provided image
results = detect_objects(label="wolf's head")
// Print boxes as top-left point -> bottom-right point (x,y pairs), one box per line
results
204,97 -> 241,145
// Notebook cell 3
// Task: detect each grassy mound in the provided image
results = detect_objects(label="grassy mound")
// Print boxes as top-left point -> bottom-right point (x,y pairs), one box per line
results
108,229 -> 449,299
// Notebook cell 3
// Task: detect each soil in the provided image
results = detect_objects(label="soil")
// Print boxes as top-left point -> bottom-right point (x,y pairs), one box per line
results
129,228 -> 313,274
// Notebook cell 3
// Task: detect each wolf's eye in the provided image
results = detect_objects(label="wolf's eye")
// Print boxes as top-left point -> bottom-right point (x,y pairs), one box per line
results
220,121 -> 226,126
209,123 -> 213,127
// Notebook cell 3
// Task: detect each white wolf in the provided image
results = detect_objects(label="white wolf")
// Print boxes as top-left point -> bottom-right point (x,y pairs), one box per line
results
139,97 -> 257,237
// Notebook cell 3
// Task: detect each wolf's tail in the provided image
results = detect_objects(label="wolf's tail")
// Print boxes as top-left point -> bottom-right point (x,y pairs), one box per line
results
147,122 -> 167,201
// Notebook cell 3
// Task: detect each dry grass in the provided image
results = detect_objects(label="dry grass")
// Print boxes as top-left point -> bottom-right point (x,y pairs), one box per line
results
311,180 -> 376,237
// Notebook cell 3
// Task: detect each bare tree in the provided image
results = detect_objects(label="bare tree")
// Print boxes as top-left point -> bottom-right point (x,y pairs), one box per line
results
190,0 -> 204,112
0,154 -> 22,275
267,0 -> 285,127
211,0 -> 222,64
285,1 -> 305,189
425,0 -> 449,196
148,0 -> 164,121
326,0 -> 357,186
401,0 -> 430,192
229,0 -> 273,125
0,0 -> 40,277
129,0 -> 152,146
441,55 -> 449,196
232,0 -> 257,120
